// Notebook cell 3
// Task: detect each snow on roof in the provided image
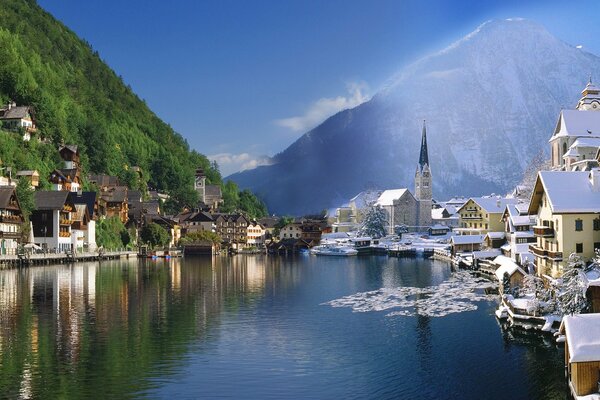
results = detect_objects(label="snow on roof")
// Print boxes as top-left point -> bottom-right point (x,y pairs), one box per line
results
486,232 -> 505,239
349,190 -> 383,209
571,137 -> 600,148
473,249 -> 501,259
553,110 -> 600,139
430,224 -> 450,230
450,235 -> 483,245
500,243 -> 511,251
561,314 -> 600,362
375,189 -> 408,206
539,171 -> 600,213
493,256 -> 526,280
585,266 -> 600,287
563,148 -> 580,158
350,237 -> 372,242
462,197 -> 519,213
431,208 -> 445,219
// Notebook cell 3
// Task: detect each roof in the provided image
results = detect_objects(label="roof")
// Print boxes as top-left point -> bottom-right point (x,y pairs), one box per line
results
375,189 -> 409,206
205,184 -> 222,197
493,256 -> 526,280
59,144 -> 78,154
89,174 -> 120,187
429,224 -> 450,230
529,170 -> 600,214
34,191 -> 70,210
0,186 -> 16,208
552,109 -> 600,139
101,186 -> 128,203
504,204 -> 533,227
0,105 -> 31,120
418,120 -> 429,169
450,235 -> 483,245
561,314 -> 600,362
68,191 -> 97,218
15,170 -> 38,177
460,197 -> 519,213
485,232 -> 505,240
258,217 -> 279,228
571,137 -> 600,149
188,211 -> 213,222
349,190 -> 383,209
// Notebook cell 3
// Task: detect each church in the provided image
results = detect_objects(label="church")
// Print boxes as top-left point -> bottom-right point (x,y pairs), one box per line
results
372,121 -> 433,233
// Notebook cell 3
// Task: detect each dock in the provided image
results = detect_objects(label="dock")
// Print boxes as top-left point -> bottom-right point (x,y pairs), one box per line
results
0,250 -> 138,268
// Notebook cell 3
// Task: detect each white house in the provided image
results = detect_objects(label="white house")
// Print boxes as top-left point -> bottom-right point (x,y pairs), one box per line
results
31,191 -> 74,252
501,203 -> 536,265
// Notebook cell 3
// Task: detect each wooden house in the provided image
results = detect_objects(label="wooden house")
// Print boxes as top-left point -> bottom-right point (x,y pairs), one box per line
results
31,191 -> 75,252
49,168 -> 81,192
98,186 -> 129,224
16,170 -> 40,188
0,102 -> 36,140
58,145 -> 80,170
560,314 -> 600,398
0,186 -> 24,255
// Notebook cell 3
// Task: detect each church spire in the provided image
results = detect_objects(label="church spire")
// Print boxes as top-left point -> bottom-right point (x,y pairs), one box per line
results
418,120 -> 429,170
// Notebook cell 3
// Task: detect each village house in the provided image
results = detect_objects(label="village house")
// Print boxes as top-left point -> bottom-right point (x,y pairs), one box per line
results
0,186 -> 23,255
560,314 -> 600,398
98,186 -> 129,224
0,102 -> 36,141
348,189 -> 382,225
493,255 -> 527,292
332,206 -> 357,233
527,169 -> 600,277
16,170 -> 40,188
89,174 -> 121,190
69,191 -> 97,251
246,221 -> 266,247
300,221 -> 323,243
214,213 -> 250,249
31,191 -> 75,252
501,203 -> 536,265
258,216 -> 278,239
279,222 -> 302,240
49,168 -> 81,192
457,196 -> 519,235
177,210 -> 215,235
450,235 -> 483,255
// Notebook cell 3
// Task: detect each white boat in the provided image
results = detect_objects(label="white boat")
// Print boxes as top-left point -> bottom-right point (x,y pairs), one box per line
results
310,245 -> 358,256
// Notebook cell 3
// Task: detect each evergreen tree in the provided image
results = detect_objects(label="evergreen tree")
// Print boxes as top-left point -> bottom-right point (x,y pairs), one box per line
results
359,205 -> 387,239
558,253 -> 589,316
502,272 -> 512,295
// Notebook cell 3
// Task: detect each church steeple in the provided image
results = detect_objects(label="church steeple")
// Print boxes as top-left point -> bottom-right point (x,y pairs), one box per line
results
418,120 -> 429,170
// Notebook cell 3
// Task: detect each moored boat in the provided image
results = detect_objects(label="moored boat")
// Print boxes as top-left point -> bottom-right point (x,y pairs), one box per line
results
310,245 -> 358,256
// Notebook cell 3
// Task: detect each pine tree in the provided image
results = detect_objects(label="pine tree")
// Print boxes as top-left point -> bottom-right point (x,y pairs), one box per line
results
502,272 -> 512,295
359,205 -> 387,239
558,253 -> 589,316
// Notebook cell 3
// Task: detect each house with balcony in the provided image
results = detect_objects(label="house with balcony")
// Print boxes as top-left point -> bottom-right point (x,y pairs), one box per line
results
0,186 -> 24,255
49,168 -> 81,192
177,210 -> 215,235
456,196 -> 519,235
247,221 -> 266,247
501,204 -> 536,265
31,191 -> 75,252
213,213 -> 250,249
68,191 -> 97,251
527,169 -> 600,277
98,186 -> 129,224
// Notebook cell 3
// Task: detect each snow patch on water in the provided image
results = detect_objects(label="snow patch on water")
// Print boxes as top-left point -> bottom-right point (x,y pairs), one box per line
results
323,271 -> 497,317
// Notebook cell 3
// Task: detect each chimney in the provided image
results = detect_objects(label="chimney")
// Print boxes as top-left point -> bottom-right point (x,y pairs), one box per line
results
590,168 -> 600,191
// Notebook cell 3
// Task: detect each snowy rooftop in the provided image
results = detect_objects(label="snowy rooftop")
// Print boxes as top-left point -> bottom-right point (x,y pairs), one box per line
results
552,110 -> 600,139
534,171 -> 600,213
486,232 -> 505,239
561,314 -> 600,362
450,235 -> 484,245
493,255 -> 526,280
464,197 -> 519,213
571,137 -> 600,148
430,224 -> 451,230
350,190 -> 383,209
375,189 -> 408,206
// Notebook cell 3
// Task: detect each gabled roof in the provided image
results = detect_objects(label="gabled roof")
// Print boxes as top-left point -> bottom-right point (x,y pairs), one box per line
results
68,191 -> 97,218
59,144 -> 78,154
552,110 -> 600,139
458,197 -> 519,214
258,217 -> 279,228
561,314 -> 600,362
101,186 -> 128,203
493,256 -> 526,280
450,235 -> 483,245
34,191 -> 70,210
0,186 -> 18,209
0,105 -> 31,120
349,190 -> 382,209
205,184 -> 222,197
528,170 -> 600,214
375,189 -> 409,206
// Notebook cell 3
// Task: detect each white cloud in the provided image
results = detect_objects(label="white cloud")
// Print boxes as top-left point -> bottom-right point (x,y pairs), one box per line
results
274,81 -> 370,132
208,152 -> 272,176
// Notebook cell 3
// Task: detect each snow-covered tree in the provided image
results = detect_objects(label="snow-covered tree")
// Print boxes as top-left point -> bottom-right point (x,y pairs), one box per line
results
502,272 -> 512,295
359,205 -> 387,239
558,253 -> 589,316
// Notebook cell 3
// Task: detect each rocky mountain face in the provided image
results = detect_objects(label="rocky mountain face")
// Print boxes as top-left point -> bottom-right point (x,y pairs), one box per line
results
229,19 -> 600,215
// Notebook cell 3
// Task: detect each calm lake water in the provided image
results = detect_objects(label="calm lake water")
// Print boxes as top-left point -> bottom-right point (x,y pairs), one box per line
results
0,256 -> 567,399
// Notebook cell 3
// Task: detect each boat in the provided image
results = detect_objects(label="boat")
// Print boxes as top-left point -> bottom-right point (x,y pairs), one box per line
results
310,245 -> 358,256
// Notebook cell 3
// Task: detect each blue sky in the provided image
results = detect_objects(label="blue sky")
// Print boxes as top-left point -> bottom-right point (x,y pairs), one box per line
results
38,0 -> 600,176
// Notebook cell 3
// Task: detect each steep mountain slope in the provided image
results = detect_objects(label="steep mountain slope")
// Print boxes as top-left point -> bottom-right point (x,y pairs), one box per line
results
230,19 -> 600,215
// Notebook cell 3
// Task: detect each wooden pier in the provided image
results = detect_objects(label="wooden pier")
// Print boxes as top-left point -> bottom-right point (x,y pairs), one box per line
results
0,250 -> 138,269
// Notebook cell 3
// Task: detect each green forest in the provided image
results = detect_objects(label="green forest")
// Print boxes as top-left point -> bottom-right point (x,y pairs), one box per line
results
0,0 -> 267,218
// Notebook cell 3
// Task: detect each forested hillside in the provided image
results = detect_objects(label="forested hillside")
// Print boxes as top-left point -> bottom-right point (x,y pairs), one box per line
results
0,0 -> 266,217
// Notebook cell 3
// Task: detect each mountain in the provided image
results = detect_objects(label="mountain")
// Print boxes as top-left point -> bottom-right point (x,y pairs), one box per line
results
229,18 -> 600,215
0,0 -> 266,217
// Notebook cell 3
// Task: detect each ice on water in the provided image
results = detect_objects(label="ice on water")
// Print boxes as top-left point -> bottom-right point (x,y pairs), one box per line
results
323,271 -> 497,317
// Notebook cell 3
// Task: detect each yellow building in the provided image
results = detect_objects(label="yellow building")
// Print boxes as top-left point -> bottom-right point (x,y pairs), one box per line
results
457,197 -> 519,235
528,170 -> 600,277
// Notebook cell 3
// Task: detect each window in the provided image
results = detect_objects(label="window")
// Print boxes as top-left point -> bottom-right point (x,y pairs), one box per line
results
594,218 -> 600,231
576,243 -> 583,253
595,242 -> 600,251
575,219 -> 583,231
485,223 -> 488,229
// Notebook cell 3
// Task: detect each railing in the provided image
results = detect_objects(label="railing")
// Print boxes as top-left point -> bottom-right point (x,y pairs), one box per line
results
0,215 -> 22,223
529,244 -> 562,260
59,219 -> 73,226
533,226 -> 554,238
0,232 -> 21,240
59,232 -> 71,238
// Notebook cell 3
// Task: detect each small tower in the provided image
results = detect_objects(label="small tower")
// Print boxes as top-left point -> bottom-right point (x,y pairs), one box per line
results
195,168 -> 206,204
415,120 -> 432,227
576,77 -> 600,111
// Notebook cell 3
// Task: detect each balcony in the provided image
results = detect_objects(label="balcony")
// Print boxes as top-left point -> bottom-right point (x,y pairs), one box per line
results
533,226 -> 554,238
529,244 -> 562,261
60,219 -> 73,226
0,231 -> 21,240
0,215 -> 22,223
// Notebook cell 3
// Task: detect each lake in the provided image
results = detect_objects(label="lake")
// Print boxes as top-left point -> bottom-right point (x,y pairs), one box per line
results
0,255 -> 567,399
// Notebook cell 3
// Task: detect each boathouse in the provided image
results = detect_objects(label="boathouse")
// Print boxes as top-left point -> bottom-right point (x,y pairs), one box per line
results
560,314 -> 600,398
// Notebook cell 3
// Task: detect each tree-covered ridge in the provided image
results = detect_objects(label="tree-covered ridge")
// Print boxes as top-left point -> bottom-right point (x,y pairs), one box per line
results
0,0 -> 267,217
